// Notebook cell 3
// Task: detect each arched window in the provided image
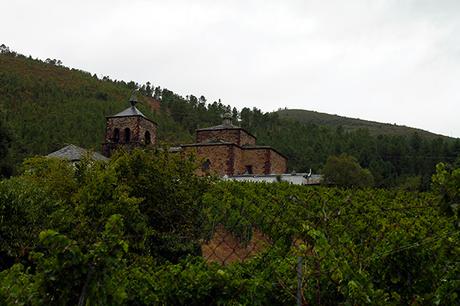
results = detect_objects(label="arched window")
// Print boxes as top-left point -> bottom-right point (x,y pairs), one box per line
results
144,131 -> 151,145
124,128 -> 131,143
202,159 -> 211,172
113,128 -> 120,143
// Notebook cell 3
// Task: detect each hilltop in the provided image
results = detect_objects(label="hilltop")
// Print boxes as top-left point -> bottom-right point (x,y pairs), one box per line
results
277,109 -> 448,139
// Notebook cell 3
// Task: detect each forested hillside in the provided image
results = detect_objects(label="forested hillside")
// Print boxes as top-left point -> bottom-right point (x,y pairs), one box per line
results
277,109 -> 448,139
1,44 -> 460,188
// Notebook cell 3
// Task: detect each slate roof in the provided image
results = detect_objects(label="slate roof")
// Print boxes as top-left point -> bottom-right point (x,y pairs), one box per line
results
110,106 -> 146,118
47,144 -> 109,162
196,122 -> 240,130
196,113 -> 244,131
195,122 -> 256,139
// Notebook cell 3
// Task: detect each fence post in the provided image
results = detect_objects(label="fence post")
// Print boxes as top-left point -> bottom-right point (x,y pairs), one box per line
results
297,256 -> 303,306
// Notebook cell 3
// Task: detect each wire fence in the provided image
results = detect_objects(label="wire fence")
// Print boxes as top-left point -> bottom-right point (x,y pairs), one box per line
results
201,201 -> 446,261
195,190 -> 456,305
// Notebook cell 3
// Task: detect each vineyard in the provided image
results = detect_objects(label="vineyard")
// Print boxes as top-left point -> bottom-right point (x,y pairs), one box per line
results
202,181 -> 459,304
0,149 -> 459,305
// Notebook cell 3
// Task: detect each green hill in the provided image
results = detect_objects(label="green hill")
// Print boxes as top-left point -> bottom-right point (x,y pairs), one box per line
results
0,49 -> 193,167
277,109 -> 448,139
1,45 -> 460,189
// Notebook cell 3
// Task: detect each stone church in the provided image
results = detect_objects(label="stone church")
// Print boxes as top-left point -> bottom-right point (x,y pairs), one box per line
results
100,97 -> 287,176
179,114 -> 287,176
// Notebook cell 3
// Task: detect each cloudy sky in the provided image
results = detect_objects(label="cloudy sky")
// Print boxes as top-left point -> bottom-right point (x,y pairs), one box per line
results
3,0 -> 460,137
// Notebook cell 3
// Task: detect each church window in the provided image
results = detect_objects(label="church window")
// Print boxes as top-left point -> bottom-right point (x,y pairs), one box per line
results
144,131 -> 151,144
113,128 -> 120,143
124,128 -> 131,143
202,159 -> 211,172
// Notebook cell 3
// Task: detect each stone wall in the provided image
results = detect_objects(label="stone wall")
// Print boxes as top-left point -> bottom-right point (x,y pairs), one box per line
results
103,116 -> 157,156
105,117 -> 138,143
241,148 -> 288,175
239,130 -> 256,146
243,148 -> 269,174
138,117 -> 157,145
269,149 -> 288,174
181,144 -> 287,176
182,144 -> 234,176
232,145 -> 245,175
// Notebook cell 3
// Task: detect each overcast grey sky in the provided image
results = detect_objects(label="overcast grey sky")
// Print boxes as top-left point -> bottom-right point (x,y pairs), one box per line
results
2,0 -> 460,137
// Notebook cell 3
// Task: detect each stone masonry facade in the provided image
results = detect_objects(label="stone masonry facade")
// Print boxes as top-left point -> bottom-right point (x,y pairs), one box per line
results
181,116 -> 288,176
102,106 -> 157,157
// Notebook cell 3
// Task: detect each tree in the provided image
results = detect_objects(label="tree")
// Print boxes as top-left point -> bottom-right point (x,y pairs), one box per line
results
322,154 -> 374,188
145,81 -> 153,96
232,107 -> 239,122
0,216 -> 130,305
0,149 -> 209,269
0,120 -> 12,177
154,86 -> 162,100
110,149 -> 211,261
431,162 -> 460,218
0,44 -> 10,54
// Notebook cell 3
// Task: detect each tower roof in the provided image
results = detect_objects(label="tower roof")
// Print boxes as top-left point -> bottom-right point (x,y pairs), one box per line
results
112,106 -> 146,118
197,113 -> 239,130
195,113 -> 255,138
106,94 -> 153,121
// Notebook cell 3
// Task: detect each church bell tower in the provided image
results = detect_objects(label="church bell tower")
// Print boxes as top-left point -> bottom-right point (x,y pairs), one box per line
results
102,95 -> 158,157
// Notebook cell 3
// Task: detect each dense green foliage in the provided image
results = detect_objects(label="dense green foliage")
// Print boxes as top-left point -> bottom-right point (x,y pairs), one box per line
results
0,117 -> 12,177
322,154 -> 374,187
1,44 -> 460,188
432,162 -> 460,221
0,149 -> 459,304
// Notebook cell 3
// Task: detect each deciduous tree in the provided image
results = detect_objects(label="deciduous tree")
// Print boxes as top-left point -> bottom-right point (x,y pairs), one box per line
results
322,154 -> 374,188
